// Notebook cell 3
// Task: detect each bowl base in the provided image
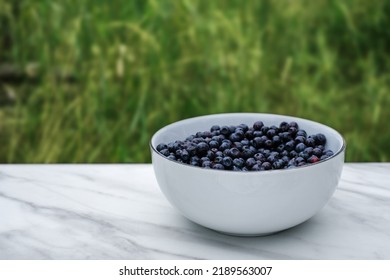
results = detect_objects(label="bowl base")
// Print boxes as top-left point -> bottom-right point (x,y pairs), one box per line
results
215,230 -> 281,237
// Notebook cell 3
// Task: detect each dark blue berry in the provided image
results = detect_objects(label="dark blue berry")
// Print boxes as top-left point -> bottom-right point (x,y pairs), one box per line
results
315,133 -> 327,145
233,158 -> 245,168
273,159 -> 285,169
229,133 -> 242,142
245,129 -> 254,139
196,142 -> 209,155
313,148 -> 322,157
167,155 -> 176,161
212,163 -> 225,170
305,137 -> 316,147
254,153 -> 265,162
160,149 -> 170,156
267,129 -> 277,138
220,126 -> 230,136
246,158 -> 256,168
214,156 -> 223,164
222,157 -> 233,168
229,148 -> 241,158
285,140 -> 295,151
209,140 -> 219,149
252,164 -> 262,171
219,142 -> 231,151
279,121 -> 289,132
238,123 -> 249,132
210,125 -> 220,132
156,143 -> 167,152
296,129 -> 307,137
253,121 -> 264,130
261,162 -> 272,170
295,143 -> 306,152
253,130 -> 263,137
181,150 -> 190,161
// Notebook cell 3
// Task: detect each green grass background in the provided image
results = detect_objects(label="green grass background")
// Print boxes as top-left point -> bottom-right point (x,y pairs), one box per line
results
0,0 -> 389,163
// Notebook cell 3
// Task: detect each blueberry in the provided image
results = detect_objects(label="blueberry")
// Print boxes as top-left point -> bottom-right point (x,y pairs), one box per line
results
295,157 -> 305,164
232,166 -> 241,171
233,142 -> 243,150
229,133 -> 242,142
264,139 -> 273,148
324,150 -> 334,156
296,130 -> 307,137
245,129 -> 254,139
289,121 -> 298,129
209,140 -> 219,149
298,151 -> 310,160
276,144 -> 285,153
315,133 -> 327,145
252,137 -> 263,148
279,132 -> 292,141
181,150 -> 190,161
281,155 -> 290,163
254,153 -> 265,162
252,164 -> 262,171
210,125 -> 220,132
156,143 -> 167,152
272,135 -> 281,145
267,129 -> 277,138
196,142 -> 209,155
295,143 -> 306,152
160,149 -> 170,156
220,126 -> 230,136
289,150 -> 298,158
288,126 -> 297,136
214,156 -> 223,164
253,130 -> 263,137
215,151 -> 223,157
242,147 -> 254,158
285,140 -> 295,151
241,139 -> 250,146
304,147 -> 313,155
219,142 -> 231,151
242,167 -> 249,172
190,160 -> 200,166
246,158 -> 256,168
238,123 -> 249,132
167,155 -> 176,161
202,161 -> 211,168
305,137 -> 316,147
212,163 -> 225,170
261,162 -> 272,170
295,136 -> 306,143
229,148 -> 241,158
267,155 -> 277,163
279,121 -> 289,132
222,157 -> 233,168
312,148 -> 322,157
253,121 -> 264,130
233,158 -> 245,168
273,159 -> 285,169
261,126 -> 269,134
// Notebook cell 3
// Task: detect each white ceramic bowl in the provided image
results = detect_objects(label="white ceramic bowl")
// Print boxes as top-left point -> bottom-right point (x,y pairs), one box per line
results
151,113 -> 346,236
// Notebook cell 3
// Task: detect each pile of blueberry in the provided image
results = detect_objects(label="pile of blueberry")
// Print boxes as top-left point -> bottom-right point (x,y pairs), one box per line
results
156,121 -> 334,171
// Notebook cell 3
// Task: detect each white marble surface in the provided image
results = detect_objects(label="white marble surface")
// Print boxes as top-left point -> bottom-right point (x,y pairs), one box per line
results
0,163 -> 389,260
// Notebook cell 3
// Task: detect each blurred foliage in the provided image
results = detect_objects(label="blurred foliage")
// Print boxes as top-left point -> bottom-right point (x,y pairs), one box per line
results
0,0 -> 389,163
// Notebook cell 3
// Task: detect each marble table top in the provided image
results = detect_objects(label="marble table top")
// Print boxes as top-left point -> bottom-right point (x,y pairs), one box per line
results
0,163 -> 389,260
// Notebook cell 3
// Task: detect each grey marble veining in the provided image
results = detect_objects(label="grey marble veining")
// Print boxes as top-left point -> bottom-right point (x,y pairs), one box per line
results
0,163 -> 389,260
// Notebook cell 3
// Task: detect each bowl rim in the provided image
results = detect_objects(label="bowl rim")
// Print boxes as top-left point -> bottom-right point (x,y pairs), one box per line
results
150,113 -> 346,174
